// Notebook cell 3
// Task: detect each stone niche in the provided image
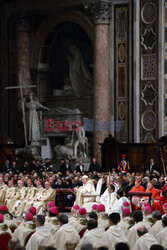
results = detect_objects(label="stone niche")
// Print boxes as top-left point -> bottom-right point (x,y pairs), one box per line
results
34,21 -> 93,164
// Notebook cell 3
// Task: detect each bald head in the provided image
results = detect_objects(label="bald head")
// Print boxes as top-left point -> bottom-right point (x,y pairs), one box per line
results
137,226 -> 148,237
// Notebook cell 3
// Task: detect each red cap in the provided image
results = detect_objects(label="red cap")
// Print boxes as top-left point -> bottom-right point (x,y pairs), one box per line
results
78,208 -> 87,216
122,208 -> 130,215
97,204 -> 105,212
29,206 -> 36,215
0,214 -> 4,222
72,205 -> 80,211
122,154 -> 126,158
143,203 -> 150,207
0,205 -> 8,212
47,201 -> 55,208
145,206 -> 153,212
10,180 -> 14,184
25,212 -> 33,221
49,207 -> 58,215
135,180 -> 140,184
92,204 -> 98,211
163,203 -> 167,209
122,201 -> 129,207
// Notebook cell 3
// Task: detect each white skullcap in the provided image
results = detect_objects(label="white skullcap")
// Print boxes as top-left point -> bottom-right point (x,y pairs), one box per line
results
82,175 -> 89,179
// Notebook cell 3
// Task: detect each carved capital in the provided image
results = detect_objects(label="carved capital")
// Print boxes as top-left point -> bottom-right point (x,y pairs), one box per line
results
83,0 -> 112,24
16,11 -> 30,32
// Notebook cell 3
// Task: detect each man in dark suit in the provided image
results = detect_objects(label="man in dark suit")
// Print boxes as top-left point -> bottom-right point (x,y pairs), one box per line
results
149,158 -> 159,174
89,157 -> 100,172
76,161 -> 84,173
3,159 -> 11,173
59,159 -> 71,173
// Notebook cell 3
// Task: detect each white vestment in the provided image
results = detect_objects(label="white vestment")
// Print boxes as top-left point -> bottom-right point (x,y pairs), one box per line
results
26,226 -> 55,250
110,196 -> 131,214
98,212 -> 109,230
105,225 -> 128,250
13,221 -> 36,246
75,179 -> 95,207
76,227 -> 109,250
128,221 -> 147,250
133,233 -> 158,250
69,217 -> 87,233
149,220 -> 163,238
119,216 -> 135,230
54,223 -> 80,250
100,191 -> 118,214
44,217 -> 60,236
156,227 -> 167,248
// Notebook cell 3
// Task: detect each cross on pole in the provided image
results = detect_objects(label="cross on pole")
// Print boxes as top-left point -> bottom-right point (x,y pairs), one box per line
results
5,74 -> 37,147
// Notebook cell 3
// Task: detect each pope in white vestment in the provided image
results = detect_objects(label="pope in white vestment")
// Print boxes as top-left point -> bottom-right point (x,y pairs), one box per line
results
54,223 -> 80,250
76,227 -> 109,250
75,175 -> 95,207
133,233 -> 158,250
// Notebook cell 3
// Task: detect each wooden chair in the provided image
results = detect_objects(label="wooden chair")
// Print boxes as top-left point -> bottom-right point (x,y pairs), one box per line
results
65,243 -> 78,250
10,226 -> 17,233
24,231 -> 35,247
0,233 -> 11,250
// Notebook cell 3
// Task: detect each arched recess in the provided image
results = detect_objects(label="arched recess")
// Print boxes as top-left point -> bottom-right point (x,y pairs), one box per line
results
31,11 -> 94,68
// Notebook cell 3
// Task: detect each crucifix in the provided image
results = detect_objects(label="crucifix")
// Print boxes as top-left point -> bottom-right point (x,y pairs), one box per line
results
5,74 -> 37,147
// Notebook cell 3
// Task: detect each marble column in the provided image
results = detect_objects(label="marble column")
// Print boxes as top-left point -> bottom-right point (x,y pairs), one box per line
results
16,12 -> 32,104
14,12 -> 32,143
84,0 -> 111,164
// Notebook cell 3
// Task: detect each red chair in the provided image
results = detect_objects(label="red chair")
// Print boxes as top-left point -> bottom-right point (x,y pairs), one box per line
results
24,231 -> 34,247
10,226 -> 17,233
0,233 -> 11,250
79,228 -> 86,238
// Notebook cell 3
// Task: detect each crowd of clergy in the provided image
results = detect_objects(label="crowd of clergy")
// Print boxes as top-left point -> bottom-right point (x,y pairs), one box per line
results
0,157 -> 167,249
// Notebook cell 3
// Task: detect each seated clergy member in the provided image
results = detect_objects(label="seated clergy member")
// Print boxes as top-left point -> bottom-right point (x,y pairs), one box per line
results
26,215 -> 55,250
5,180 -> 16,212
75,175 -> 95,207
76,219 -> 109,250
44,207 -> 60,235
54,214 -> 80,250
0,205 -> 17,228
149,210 -> 163,238
69,207 -> 87,234
130,180 -> 145,210
33,181 -> 55,214
0,177 -> 7,206
105,213 -> 128,250
0,214 -> 12,236
11,179 -> 27,216
156,216 -> 167,247
119,208 -> 135,230
45,201 -> 55,222
128,210 -> 146,250
68,204 -> 80,223
143,206 -> 154,228
100,184 -> 118,213
133,226 -> 158,250
13,212 -> 36,246
97,204 -> 109,231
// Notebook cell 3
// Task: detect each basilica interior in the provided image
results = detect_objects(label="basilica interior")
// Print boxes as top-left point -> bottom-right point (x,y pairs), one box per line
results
0,0 -> 167,170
